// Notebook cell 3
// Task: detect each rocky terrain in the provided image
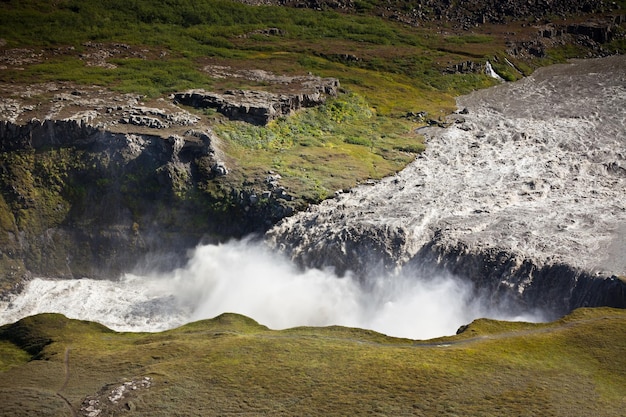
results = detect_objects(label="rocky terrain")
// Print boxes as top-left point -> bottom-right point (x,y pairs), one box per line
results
0,2 -> 625,414
263,0 -> 621,27
174,70 -> 339,125
251,0 -> 626,65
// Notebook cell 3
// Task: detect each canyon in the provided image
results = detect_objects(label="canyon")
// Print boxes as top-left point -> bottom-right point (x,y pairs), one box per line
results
1,56 -> 624,339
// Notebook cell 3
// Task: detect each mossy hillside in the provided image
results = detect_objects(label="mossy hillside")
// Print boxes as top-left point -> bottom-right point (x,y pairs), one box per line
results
215,93 -> 425,201
0,308 -> 625,416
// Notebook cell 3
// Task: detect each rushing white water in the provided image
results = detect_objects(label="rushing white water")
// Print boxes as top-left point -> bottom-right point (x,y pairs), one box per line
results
269,55 -> 626,277
485,61 -> 504,81
0,239 -> 543,339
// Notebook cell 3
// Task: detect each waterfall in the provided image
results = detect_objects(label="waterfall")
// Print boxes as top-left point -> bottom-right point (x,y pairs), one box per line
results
485,61 -> 504,81
2,56 -> 625,340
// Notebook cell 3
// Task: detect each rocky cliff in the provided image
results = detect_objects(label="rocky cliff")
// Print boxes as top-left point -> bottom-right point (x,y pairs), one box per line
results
174,74 -> 339,125
0,119 -> 215,288
0,67 -> 344,296
0,104 -> 293,295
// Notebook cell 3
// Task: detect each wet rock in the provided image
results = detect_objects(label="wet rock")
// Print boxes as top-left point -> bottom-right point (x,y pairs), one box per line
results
0,118 -> 234,282
211,163 -> 228,177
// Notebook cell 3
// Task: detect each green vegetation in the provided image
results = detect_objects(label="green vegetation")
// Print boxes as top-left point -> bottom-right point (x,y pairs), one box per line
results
0,308 -> 625,415
0,0 -> 602,214
214,93 -> 423,200
0,0 -> 504,112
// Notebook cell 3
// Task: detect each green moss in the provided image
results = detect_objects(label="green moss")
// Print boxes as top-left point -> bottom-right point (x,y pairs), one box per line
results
212,92 -> 422,204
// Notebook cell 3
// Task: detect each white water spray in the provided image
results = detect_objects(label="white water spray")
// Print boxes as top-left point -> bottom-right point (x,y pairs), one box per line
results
485,61 -> 504,81
0,239 -> 543,339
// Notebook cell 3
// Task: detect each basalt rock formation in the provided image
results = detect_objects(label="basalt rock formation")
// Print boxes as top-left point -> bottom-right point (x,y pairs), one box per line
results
0,84 -> 306,295
0,119 -> 217,287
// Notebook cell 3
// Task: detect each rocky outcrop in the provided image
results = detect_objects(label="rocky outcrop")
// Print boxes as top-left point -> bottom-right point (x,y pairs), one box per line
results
409,240 -> 626,319
566,21 -> 618,43
0,72 -> 344,294
0,117 -> 278,292
445,60 -> 484,75
174,77 -> 339,125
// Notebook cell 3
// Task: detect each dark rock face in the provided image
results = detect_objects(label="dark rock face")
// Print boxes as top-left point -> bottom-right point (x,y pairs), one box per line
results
0,73 -> 341,294
174,77 -> 339,125
0,119 -> 292,292
410,241 -> 626,319
566,21 -> 617,43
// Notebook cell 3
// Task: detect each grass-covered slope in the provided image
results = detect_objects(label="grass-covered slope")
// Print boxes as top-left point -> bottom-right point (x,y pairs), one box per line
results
0,0 -> 504,112
0,308 -> 625,416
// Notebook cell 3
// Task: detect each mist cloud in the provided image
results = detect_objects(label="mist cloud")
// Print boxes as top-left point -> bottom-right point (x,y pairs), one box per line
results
0,239 -> 545,339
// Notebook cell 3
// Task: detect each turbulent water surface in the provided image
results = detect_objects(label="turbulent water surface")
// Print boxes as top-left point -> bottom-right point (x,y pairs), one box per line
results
1,56 -> 624,339
269,55 -> 626,276
0,240 -> 542,339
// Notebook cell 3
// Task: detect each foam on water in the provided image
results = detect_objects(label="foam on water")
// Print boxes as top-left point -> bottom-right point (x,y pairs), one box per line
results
269,56 -> 626,276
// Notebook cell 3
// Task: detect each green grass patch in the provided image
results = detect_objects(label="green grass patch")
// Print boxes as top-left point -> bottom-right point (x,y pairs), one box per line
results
0,308 -> 625,415
214,93 -> 421,202
445,34 -> 494,44
0,341 -> 30,371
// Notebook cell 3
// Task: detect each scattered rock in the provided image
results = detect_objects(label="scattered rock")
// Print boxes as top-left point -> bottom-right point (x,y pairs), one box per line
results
80,377 -> 152,417
241,27 -> 285,37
